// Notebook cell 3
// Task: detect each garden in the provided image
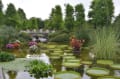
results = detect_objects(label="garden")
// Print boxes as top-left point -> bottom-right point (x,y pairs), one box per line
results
0,0 -> 120,79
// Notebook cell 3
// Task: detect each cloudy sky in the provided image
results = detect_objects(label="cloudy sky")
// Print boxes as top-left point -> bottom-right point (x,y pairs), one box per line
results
2,0 -> 120,20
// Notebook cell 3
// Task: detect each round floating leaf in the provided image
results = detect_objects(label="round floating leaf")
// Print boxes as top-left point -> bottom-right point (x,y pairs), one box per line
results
65,59 -> 80,63
86,67 -> 110,77
49,56 -> 61,59
63,56 -> 76,60
50,52 -> 62,56
62,62 -> 81,68
110,64 -> 120,70
98,76 -> 120,79
81,61 -> 92,65
54,50 -> 63,53
64,50 -> 72,53
64,53 -> 73,56
97,60 -> 113,66
55,71 -> 81,79
47,45 -> 56,49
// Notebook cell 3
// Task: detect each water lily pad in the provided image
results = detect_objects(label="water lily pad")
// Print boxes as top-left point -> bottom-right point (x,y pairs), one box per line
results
110,64 -> 120,70
98,76 -> 120,79
86,67 -> 110,77
64,53 -> 73,56
54,51 -> 63,53
65,59 -> 80,63
49,56 -> 61,59
81,61 -> 92,65
50,52 -> 62,56
97,60 -> 113,66
47,45 -> 56,49
62,62 -> 81,68
0,58 -> 30,71
55,71 -> 81,79
64,50 -> 72,53
63,56 -> 76,60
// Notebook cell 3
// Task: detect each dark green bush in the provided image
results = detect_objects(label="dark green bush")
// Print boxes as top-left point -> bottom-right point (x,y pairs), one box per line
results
0,52 -> 15,62
49,33 -> 69,43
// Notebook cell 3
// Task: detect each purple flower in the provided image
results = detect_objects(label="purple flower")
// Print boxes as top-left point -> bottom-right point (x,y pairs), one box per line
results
28,41 -> 37,46
6,43 -> 14,49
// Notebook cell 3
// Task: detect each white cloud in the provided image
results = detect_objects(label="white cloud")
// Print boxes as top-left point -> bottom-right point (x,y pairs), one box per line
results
2,0 -> 120,20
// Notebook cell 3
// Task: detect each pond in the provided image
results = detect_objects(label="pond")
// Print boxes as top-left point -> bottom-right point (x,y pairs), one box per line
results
0,43 -> 120,79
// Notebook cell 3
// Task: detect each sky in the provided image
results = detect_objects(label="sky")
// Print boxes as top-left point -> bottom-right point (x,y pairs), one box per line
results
2,0 -> 120,20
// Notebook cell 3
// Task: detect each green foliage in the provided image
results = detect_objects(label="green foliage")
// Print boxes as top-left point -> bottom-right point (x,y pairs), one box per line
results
113,14 -> 120,28
74,28 -> 90,46
64,4 -> 74,31
90,27 -> 120,60
0,51 -> 15,62
75,4 -> 85,28
18,32 -> 31,42
5,3 -> 18,27
0,26 -> 18,48
49,33 -> 69,43
28,60 -> 53,78
88,0 -> 114,28
47,5 -> 63,30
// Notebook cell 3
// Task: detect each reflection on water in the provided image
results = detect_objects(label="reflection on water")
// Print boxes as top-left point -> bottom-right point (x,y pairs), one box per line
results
5,71 -> 35,79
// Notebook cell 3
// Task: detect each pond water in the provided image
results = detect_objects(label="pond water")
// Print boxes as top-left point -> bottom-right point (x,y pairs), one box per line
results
1,43 -> 120,79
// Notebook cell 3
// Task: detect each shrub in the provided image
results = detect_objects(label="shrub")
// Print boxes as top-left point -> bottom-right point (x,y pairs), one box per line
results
49,33 -> 69,43
28,60 -> 53,79
0,52 -> 15,62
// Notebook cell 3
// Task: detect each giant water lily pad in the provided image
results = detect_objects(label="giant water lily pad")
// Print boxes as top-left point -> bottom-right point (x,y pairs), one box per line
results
49,56 -> 61,59
110,64 -> 120,70
64,53 -> 73,56
81,61 -> 92,65
86,67 -> 110,77
62,62 -> 81,68
63,56 -> 76,60
64,50 -> 72,53
0,58 -> 29,71
98,76 -> 120,79
54,50 -> 63,53
97,60 -> 113,66
47,45 -> 56,49
65,59 -> 80,63
55,71 -> 81,79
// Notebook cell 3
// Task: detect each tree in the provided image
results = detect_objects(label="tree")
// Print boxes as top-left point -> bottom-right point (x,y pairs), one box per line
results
47,5 -> 63,30
88,0 -> 114,28
75,4 -> 85,29
0,0 -> 4,25
17,8 -> 27,29
64,4 -> 74,31
0,26 -> 18,49
27,17 -> 38,29
45,8 -> 55,29
113,14 -> 120,28
53,5 -> 63,30
5,3 -> 18,28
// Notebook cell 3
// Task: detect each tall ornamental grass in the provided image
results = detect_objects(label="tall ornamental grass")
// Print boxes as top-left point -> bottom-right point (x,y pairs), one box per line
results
90,27 -> 120,60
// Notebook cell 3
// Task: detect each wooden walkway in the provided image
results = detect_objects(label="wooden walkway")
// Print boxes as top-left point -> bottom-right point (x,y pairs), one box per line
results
0,67 -> 5,79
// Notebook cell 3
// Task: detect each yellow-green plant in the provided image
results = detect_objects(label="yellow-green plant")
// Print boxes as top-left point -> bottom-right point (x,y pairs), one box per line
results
90,27 -> 120,60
